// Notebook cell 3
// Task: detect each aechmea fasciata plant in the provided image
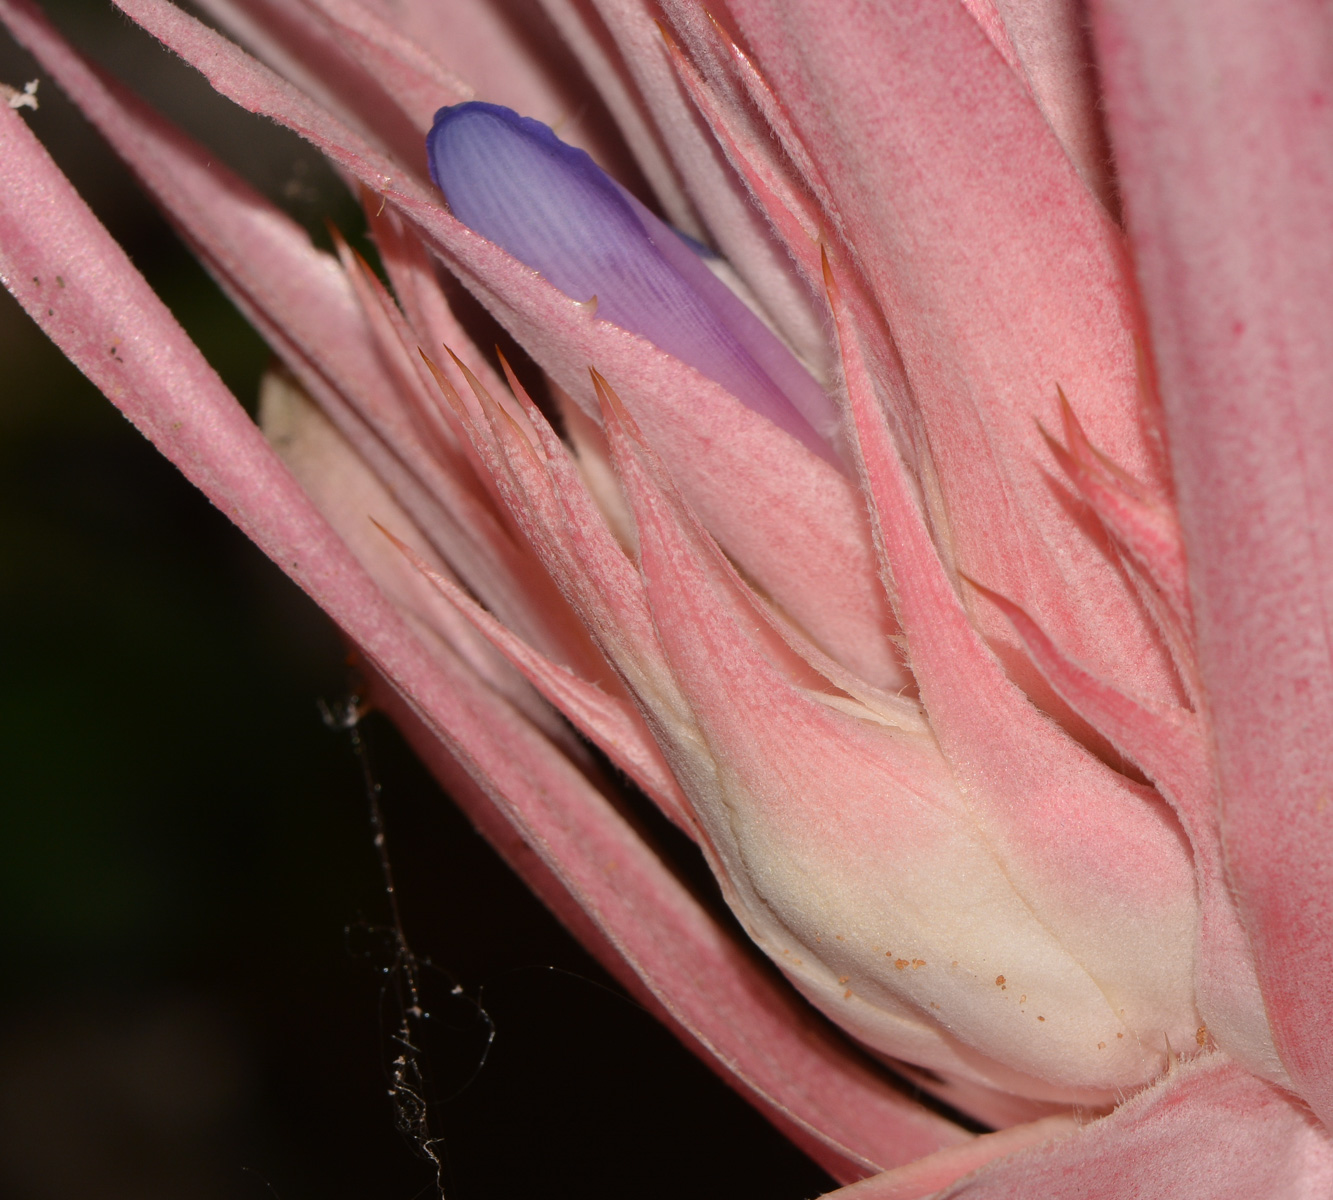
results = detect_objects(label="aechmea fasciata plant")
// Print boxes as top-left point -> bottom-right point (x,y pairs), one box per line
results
2,0 -> 1332,1195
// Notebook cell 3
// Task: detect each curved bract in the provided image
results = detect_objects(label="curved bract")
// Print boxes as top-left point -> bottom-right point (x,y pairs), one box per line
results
1,0 -> 1330,1192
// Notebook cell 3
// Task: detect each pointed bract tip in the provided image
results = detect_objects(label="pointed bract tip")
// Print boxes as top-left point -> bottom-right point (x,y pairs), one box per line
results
1054,385 -> 1150,499
589,367 -> 638,438
958,569 -> 1025,620
332,232 -> 380,291
820,242 -> 839,301
1035,416 -> 1070,464
371,518 -> 437,579
324,218 -> 351,258
655,18 -> 680,53
445,343 -> 497,409
1055,383 -> 1083,455
702,8 -> 740,49
435,346 -> 540,458
417,347 -> 469,422
494,350 -> 540,419
368,514 -> 407,553
958,573 -> 1060,661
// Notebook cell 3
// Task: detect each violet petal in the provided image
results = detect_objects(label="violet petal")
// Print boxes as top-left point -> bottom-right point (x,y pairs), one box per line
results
427,102 -> 838,462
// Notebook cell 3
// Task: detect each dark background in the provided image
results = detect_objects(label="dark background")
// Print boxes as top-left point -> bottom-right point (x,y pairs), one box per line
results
0,3 -> 837,1196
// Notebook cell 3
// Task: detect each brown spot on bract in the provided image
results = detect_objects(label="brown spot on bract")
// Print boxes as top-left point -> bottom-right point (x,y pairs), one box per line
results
1037,1016 -> 1045,1022
895,959 -> 909,970
843,989 -> 852,999
912,959 -> 926,969
1020,995 -> 1027,1004
836,935 -> 845,942
1117,1032 -> 1123,1039
995,975 -> 1006,988
1098,1042 -> 1106,1050
838,976 -> 850,984
951,961 -> 958,968
1196,1025 -> 1208,1047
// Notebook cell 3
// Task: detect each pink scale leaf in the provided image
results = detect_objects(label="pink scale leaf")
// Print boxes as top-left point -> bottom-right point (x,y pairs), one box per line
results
986,0 -> 1115,210
1040,390 -> 1198,699
108,0 -> 908,690
657,5 -> 853,336
0,89 -> 969,1178
354,0 -> 647,184
824,251 -> 1202,1091
958,0 -> 1023,74
1092,0 -> 1333,1130
361,198 -> 502,398
853,1055 -> 1333,1199
598,363 -> 1175,1105
537,0 -> 704,239
389,352 -> 696,826
581,0 -> 832,372
299,0 -> 472,131
427,353 -> 691,731
259,371 -> 580,748
194,0 -> 639,185
965,574 -> 1284,1086
831,1113 -> 1078,1200
3,0 -> 610,682
377,520 -> 698,835
1047,388 -> 1191,632
727,0 -> 1185,721
190,0 -> 435,170
657,13 -> 826,280
330,236 -> 613,672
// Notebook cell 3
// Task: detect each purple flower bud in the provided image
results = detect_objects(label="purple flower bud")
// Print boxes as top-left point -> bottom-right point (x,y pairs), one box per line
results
427,102 -> 839,462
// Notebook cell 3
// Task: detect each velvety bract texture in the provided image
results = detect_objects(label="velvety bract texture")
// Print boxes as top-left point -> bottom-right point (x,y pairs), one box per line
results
3,0 -> 1333,1195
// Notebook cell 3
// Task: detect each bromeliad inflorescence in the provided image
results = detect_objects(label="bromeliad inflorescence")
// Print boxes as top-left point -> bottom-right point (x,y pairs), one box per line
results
3,0 -> 1332,1194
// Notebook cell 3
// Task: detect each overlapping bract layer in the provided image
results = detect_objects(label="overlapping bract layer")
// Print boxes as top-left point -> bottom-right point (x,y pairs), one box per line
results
416,93 -> 1204,1105
2,0 -> 1332,1194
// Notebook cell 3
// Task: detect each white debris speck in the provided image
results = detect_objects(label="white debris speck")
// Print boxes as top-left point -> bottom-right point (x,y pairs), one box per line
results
3,80 -> 39,111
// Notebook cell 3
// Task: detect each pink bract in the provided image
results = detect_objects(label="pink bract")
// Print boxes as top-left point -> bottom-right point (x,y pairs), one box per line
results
2,0 -> 1332,1194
